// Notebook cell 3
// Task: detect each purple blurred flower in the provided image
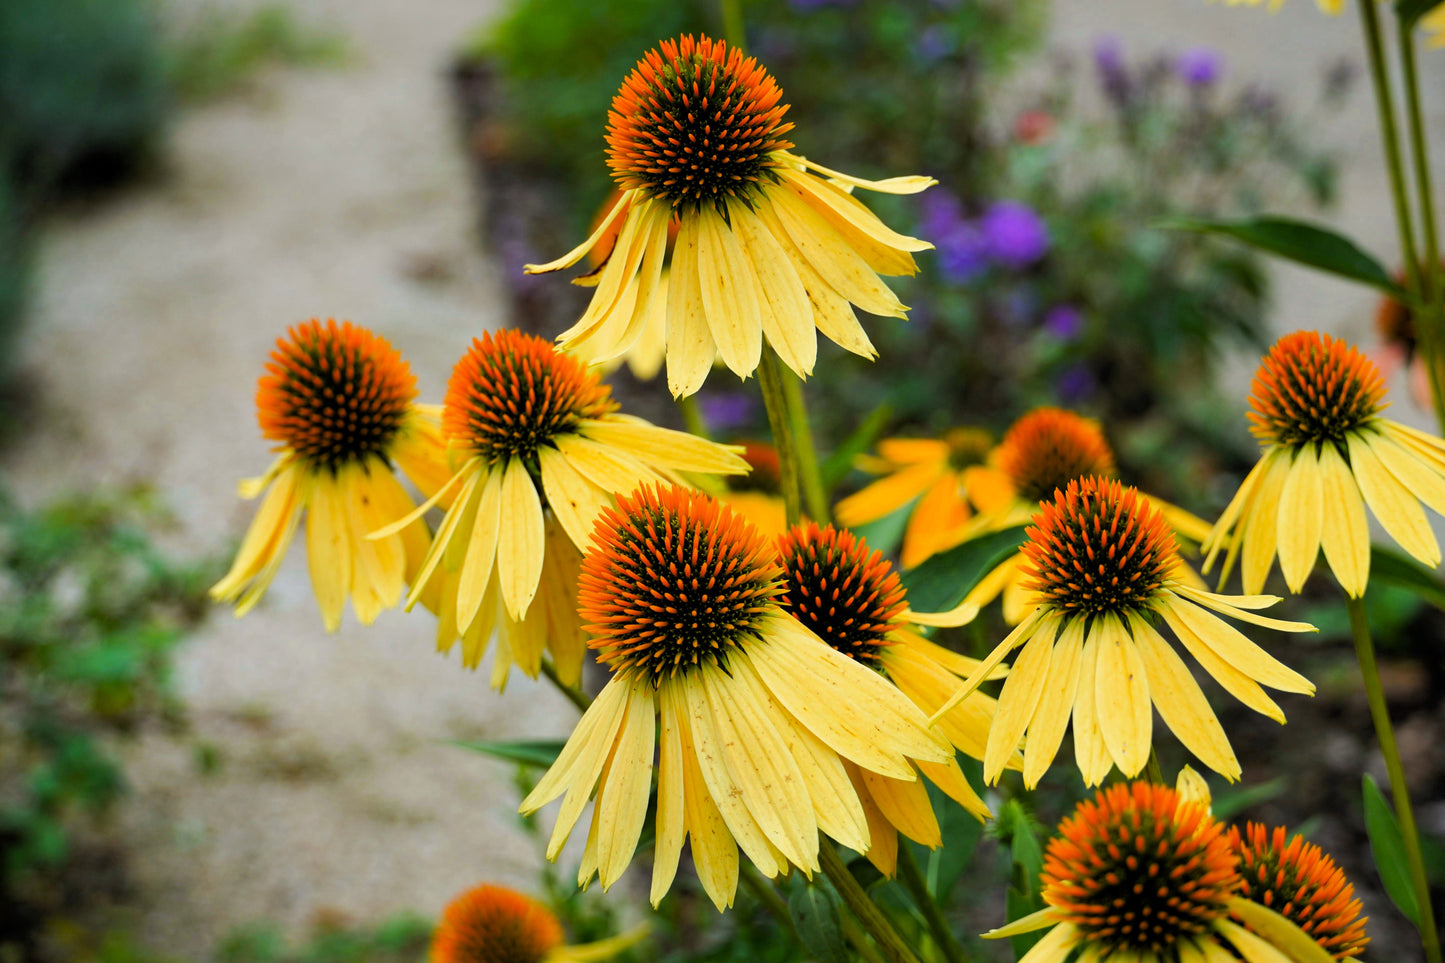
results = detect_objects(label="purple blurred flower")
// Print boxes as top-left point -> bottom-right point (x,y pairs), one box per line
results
1057,364 -> 1096,405
1177,47 -> 1222,87
921,190 -> 990,283
698,391 -> 756,432
914,26 -> 952,62
981,201 -> 1049,270
1094,35 -> 1130,104
1043,304 -> 1084,341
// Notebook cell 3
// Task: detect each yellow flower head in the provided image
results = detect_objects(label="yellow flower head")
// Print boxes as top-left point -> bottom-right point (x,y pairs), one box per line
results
525,35 -> 935,397
520,484 -> 952,911
430,883 -> 644,963
1228,823 -> 1369,960
987,782 -> 1338,963
379,329 -> 749,689
1204,330 -> 1445,598
776,522 -> 1001,875
934,477 -> 1316,787
211,319 -> 450,631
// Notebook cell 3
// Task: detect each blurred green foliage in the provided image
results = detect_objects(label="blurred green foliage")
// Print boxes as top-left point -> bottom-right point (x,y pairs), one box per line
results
0,487 -> 219,960
215,915 -> 433,963
166,3 -> 350,104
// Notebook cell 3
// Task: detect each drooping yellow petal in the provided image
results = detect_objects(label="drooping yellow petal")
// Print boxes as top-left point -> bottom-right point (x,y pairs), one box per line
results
1161,598 -> 1314,695
1371,428 -> 1445,519
342,467 -> 399,624
665,214 -> 717,398
554,434 -> 659,498
651,691 -> 685,905
568,203 -> 669,362
848,763 -> 899,876
891,627 -> 1003,681
751,615 -> 951,777
1022,617 -> 1084,789
901,471 -> 971,569
881,643 -> 998,762
680,673 -> 783,877
1241,448 -> 1293,594
1225,900 -> 1337,963
1092,613 -> 1152,778
596,682 -> 656,889
1071,635 -> 1112,786
578,419 -> 749,474
496,460 -> 547,620
662,682 -> 739,910
403,468 -> 480,609
767,183 -> 907,318
1214,919 -> 1303,963
455,466 -> 504,633
525,190 -> 634,274
777,168 -> 923,275
877,438 -> 951,465
1172,585 -> 1317,633
696,205 -> 763,378
779,152 -> 938,195
306,471 -> 351,632
735,654 -> 869,853
1128,613 -> 1240,782
1275,447 -> 1324,592
916,755 -> 990,821
983,908 -> 1063,940
928,611 -> 1045,725
212,461 -> 304,605
1313,445 -> 1369,589
859,766 -> 941,848
369,455 -> 480,542
536,445 -> 613,552
1202,454 -> 1269,572
984,620 -> 1057,783
1162,602 -> 1288,723
1349,431 -> 1441,565
728,197 -> 817,378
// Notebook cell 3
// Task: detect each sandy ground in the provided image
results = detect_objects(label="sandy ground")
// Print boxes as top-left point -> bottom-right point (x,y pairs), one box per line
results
1,0 -> 1442,957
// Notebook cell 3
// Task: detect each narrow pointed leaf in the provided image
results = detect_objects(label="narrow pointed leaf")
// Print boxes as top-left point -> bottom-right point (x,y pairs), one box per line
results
1363,774 -> 1422,926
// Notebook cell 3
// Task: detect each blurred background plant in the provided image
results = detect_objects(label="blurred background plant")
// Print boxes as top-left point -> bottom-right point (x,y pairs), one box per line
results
0,487 -> 221,961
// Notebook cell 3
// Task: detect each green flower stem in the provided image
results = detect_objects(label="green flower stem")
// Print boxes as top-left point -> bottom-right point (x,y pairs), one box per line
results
839,913 -> 889,963
1144,749 -> 1165,786
721,0 -> 746,51
819,839 -> 925,963
1357,0 -> 1445,431
897,844 -> 969,963
739,864 -> 803,942
1400,31 -> 1444,335
1346,594 -> 1442,963
677,394 -> 712,440
540,658 -> 592,713
758,349 -> 831,526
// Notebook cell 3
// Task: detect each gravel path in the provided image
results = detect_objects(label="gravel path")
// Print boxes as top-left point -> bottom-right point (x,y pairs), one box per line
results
1,0 -> 1441,957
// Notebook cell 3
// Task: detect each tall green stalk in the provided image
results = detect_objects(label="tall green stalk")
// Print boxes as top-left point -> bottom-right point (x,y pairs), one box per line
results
820,840 -> 926,963
898,845 -> 970,963
1346,595 -> 1442,963
1357,0 -> 1445,432
1399,27 -> 1444,340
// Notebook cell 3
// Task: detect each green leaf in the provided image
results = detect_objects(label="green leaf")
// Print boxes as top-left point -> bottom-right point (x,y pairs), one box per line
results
1163,216 -> 1404,297
900,526 -> 1028,615
996,800 -> 1046,958
821,402 -> 894,491
1369,544 -> 1445,612
451,739 -> 566,768
1211,777 -> 1287,820
1363,774 -> 1422,926
846,500 -> 914,559
1397,0 -> 1444,28
788,882 -> 849,963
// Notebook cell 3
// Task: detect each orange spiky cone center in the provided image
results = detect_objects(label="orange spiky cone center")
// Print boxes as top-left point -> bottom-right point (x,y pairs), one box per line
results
1228,823 -> 1369,960
1249,331 -> 1385,448
580,483 -> 781,682
605,34 -> 794,211
1020,477 -> 1176,616
429,884 -> 564,963
997,407 -> 1116,504
442,329 -> 616,467
776,523 -> 906,662
256,318 -> 416,470
1043,782 -> 1240,954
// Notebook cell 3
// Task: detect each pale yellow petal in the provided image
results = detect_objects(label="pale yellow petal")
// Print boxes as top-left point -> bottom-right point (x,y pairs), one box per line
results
1022,618 -> 1084,789
577,419 -> 749,474
927,611 -> 1045,725
536,444 -> 614,551
848,764 -> 899,876
728,197 -> 817,378
859,766 -> 941,847
455,466 -> 504,633
1092,613 -> 1152,778
1172,584 -> 1317,633
1315,442 -> 1370,597
780,153 -> 938,195
1161,603 -> 1287,723
1072,635 -> 1112,786
596,682 -> 656,889
1161,597 -> 1314,695
881,644 -> 998,762
696,205 -> 763,378
497,459 -> 547,620
403,468 -> 480,608
305,472 -> 350,632
553,433 -> 659,498
1242,449 -> 1292,594
1128,613 -> 1240,782
663,682 -> 739,909
766,184 -> 906,318
212,462 -> 304,604
1225,900 -> 1337,963
519,674 -> 628,811
665,214 -> 716,398
1349,431 -> 1441,565
525,190 -> 634,274
916,755 -> 990,821
834,461 -> 945,526
777,168 -> 924,273
1276,447 -> 1324,592
984,621 -> 1056,783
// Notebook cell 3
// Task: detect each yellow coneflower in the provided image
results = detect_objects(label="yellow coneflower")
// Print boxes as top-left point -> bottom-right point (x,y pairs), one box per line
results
717,440 -> 788,538
1204,330 -> 1445,599
430,883 -> 644,963
525,35 -> 935,398
775,522 -> 1003,876
987,782 -> 1335,963
1228,823 -> 1369,961
211,319 -> 450,631
373,330 -> 748,689
934,477 -> 1316,787
520,484 -> 952,911
835,429 -> 1004,569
